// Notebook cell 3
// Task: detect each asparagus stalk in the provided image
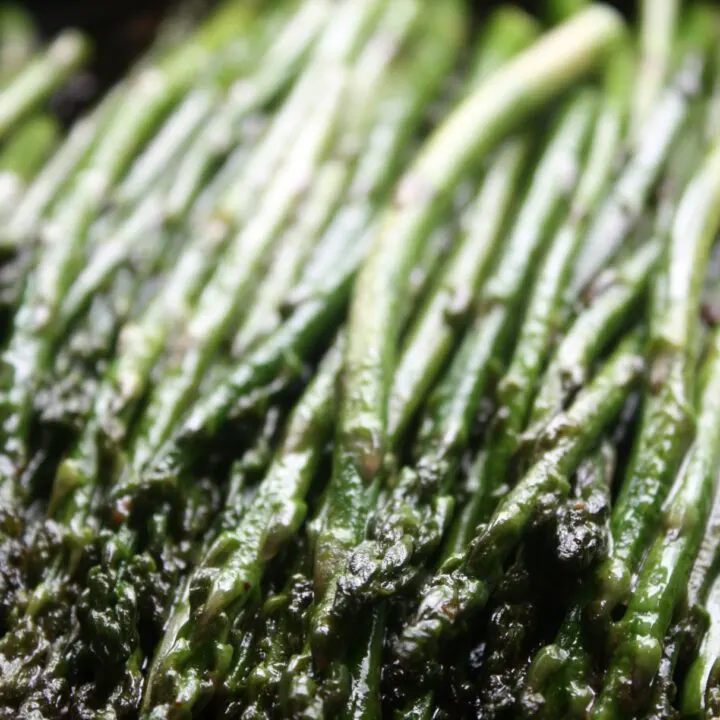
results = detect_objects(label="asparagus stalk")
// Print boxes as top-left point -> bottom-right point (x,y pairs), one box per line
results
164,111 -> 262,226
231,159 -> 353,358
0,114 -> 60,219
158,0 -> 330,226
476,48 -> 631,521
387,137 -> 530,443
683,570 -> 720,715
0,1 -> 268,511
1,90 -> 119,250
394,335 -> 644,667
592,324 -> 720,717
312,4 -> 624,664
591,141 -> 720,622
126,0 -> 425,475
0,4 -> 37,86
0,29 -> 90,139
630,0 -> 680,144
333,94 -> 597,614
113,87 -> 219,209
671,467 -> 720,715
142,338 -> 344,715
571,13 -> 712,293
464,243 -> 658,551
124,0 -> 462,504
705,34 -> 720,142
526,242 -> 660,435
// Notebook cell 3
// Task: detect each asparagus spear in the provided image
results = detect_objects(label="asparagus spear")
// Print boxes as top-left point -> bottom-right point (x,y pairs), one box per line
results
142,338 -> 344,715
333,93 -> 597,613
394,335 -> 644,667
0,4 -> 37,86
526,242 -> 660,435
475,48 -> 630,522
312,4 -> 624,663
592,322 -> 720,717
123,0 -> 462,504
213,0 -> 388,227
0,1 -> 268,512
705,33 -> 720,142
683,571 -> 720,716
232,159 -> 354,358
0,115 -> 60,219
113,87 -> 219,209
126,0 -> 424,475
677,469 -> 720,715
387,136 -> 530,443
571,10 -> 712,293
630,0 -> 680,143
0,29 -> 90,139
0,89 -> 119,250
591,141 -> 720,623
164,111 -> 261,227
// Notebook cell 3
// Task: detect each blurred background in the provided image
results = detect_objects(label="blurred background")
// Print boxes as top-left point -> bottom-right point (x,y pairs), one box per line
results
17,0 -> 633,122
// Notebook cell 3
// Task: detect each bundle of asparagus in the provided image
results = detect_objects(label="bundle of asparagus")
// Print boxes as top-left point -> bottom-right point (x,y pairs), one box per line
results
3,0 -> 720,717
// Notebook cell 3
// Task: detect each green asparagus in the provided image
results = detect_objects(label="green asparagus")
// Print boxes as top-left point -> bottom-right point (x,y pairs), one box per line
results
592,311 -> 720,717
394,335 -> 644,667
312,4 -> 624,665
333,93 -> 596,613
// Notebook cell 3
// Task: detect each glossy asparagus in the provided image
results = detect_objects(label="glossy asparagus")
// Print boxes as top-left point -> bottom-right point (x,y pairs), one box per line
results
0,29 -> 90,138
332,94 -> 596,614
571,18 -> 710,292
591,141 -> 720,622
630,0 -> 680,143
312,5 -> 624,664
126,0 -> 421,475
592,318 -> 720,717
0,114 -> 60,219
477,50 -> 630,521
142,338 -> 343,714
394,335 -> 644,667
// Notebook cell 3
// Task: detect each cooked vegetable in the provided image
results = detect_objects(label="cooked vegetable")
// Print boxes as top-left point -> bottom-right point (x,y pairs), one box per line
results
7,2 -> 720,717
